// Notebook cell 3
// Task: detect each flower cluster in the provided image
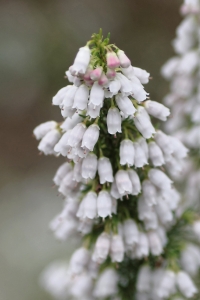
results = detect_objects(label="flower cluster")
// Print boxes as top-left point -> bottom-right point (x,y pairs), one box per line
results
34,30 -> 197,300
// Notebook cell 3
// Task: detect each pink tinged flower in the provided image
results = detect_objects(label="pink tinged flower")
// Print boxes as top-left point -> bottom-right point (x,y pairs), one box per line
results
38,129 -> 61,155
52,85 -> 72,106
33,121 -> 57,140
81,124 -> 100,151
148,169 -> 173,190
120,139 -> 135,166
106,68 -> 116,79
147,231 -> 163,256
98,72 -> 109,86
93,268 -> 119,298
62,85 -> 78,108
60,113 -> 82,131
67,123 -> 86,148
106,51 -> 120,69
176,271 -> 197,298
136,265 -> 151,293
90,66 -> 103,81
148,141 -> 165,167
72,84 -> 89,110
133,67 -> 150,84
144,100 -> 170,121
89,81 -> 104,106
70,46 -> 91,75
53,162 -> 73,186
115,94 -> 136,117
110,234 -> 125,262
97,191 -> 112,218
82,191 -> 97,219
92,232 -> 110,264
117,50 -> 131,68
135,232 -> 149,258
81,153 -> 97,180
127,169 -> 141,195
133,142 -> 148,168
134,106 -> 155,139
98,157 -> 114,184
107,107 -> 122,134
115,170 -> 132,196
142,180 -> 157,206
69,247 -> 90,275
123,219 -> 139,246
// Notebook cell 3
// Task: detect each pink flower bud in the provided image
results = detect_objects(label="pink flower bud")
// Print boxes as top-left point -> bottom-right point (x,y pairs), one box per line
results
83,67 -> 93,81
90,67 -> 103,81
98,72 -> 109,86
106,52 -> 120,69
117,50 -> 131,68
106,68 -> 116,79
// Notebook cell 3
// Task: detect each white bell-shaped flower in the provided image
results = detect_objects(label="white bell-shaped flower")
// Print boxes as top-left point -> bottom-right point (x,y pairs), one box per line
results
82,191 -> 97,219
130,77 -> 148,102
61,113 -> 82,131
77,217 -> 93,235
98,157 -> 114,184
54,130 -> 72,156
38,129 -> 61,155
143,210 -> 158,230
93,268 -> 119,298
107,107 -> 122,134
68,123 -> 86,148
142,180 -> 157,206
193,220 -> 200,241
89,81 -> 104,106
33,121 -> 57,140
70,273 -> 93,298
160,187 -> 180,210
52,86 -> 71,106
181,244 -> 200,276
148,141 -> 165,167
53,218 -> 78,241
92,232 -> 110,264
133,67 -> 150,84
176,271 -> 197,298
53,162 -> 73,186
123,219 -> 139,246
58,171 -> 77,196
97,191 -> 112,218
109,78 -> 121,95
120,139 -> 135,166
154,130 -> 174,159
138,137 -> 149,160
81,124 -> 100,151
157,270 -> 176,298
111,197 -> 117,214
115,170 -> 132,196
69,247 -> 90,274
62,85 -> 78,108
134,106 -> 155,139
110,234 -> 125,262
117,50 -> 131,68
70,46 -> 91,75
155,198 -> 173,225
148,231 -> 163,256
116,73 -> 133,94
75,142 -> 89,158
73,161 -> 83,182
168,136 -> 188,159
115,94 -> 136,117
135,232 -> 149,258
136,265 -> 151,293
61,106 -> 76,118
110,181 -> 121,199
86,102 -> 102,118
128,169 -> 141,195
72,84 -> 89,110
133,142 -> 148,168
161,57 -> 180,79
148,169 -> 173,190
138,196 -> 153,221
144,100 -> 170,121
81,153 -> 98,180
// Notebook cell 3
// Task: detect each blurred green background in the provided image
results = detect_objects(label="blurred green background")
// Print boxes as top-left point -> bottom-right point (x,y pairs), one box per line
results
0,0 -> 182,299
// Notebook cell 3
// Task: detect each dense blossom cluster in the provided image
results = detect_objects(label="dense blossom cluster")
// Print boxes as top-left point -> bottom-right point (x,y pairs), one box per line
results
161,1 -> 200,205
34,29 -> 198,300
